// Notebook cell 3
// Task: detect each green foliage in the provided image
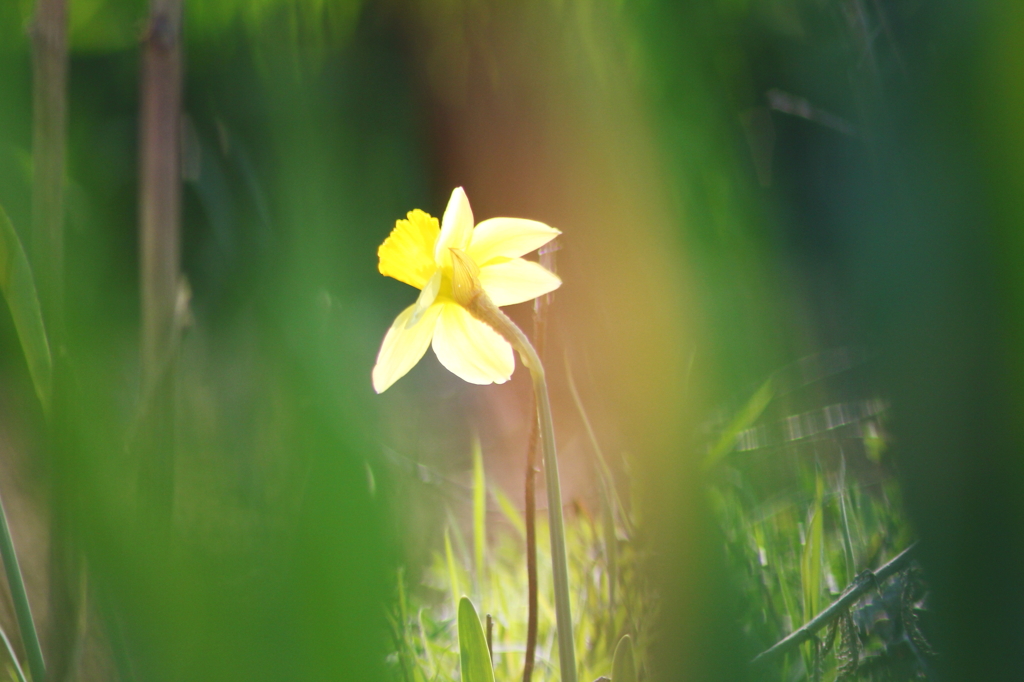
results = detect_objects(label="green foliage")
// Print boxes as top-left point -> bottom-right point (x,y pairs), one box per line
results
386,451 -> 652,682
707,376 -> 916,680
799,478 -> 825,672
702,378 -> 773,470
0,203 -> 51,412
611,635 -> 635,682
472,438 -> 486,599
458,598 -> 495,682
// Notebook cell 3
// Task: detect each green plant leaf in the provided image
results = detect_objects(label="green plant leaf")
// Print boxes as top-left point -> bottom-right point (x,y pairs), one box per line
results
800,477 -> 825,671
458,597 -> 494,682
472,436 -> 486,597
445,527 -> 461,617
490,484 -> 525,538
611,634 -> 636,682
702,378 -> 773,470
0,204 -> 52,412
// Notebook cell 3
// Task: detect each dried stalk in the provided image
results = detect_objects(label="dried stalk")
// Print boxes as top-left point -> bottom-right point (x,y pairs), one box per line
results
31,0 -> 67,340
138,0 -> 184,526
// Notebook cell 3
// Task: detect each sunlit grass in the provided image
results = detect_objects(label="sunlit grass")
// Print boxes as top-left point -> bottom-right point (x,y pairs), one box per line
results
706,374 -> 921,681
386,456 -> 652,682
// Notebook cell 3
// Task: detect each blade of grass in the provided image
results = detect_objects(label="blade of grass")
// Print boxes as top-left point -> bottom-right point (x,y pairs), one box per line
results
458,598 -> 495,682
564,356 -> 620,645
396,568 -> 421,682
837,455 -> 857,585
800,478 -> 825,671
0,491 -> 46,682
473,437 -> 486,601
611,635 -> 636,682
445,527 -> 461,618
417,609 -> 436,680
702,378 -> 773,470
0,622 -> 27,682
385,610 -> 413,682
0,204 -> 52,412
490,485 -> 525,539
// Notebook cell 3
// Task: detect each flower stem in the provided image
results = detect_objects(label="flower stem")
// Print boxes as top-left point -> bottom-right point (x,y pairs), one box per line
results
465,296 -> 577,682
523,245 -> 554,682
524,338 -> 578,682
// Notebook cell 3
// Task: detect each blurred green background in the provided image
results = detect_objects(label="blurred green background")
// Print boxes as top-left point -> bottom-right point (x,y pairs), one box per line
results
0,0 -> 1023,680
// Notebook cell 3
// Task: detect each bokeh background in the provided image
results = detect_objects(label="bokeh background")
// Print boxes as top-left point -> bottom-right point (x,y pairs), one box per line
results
0,0 -> 1022,680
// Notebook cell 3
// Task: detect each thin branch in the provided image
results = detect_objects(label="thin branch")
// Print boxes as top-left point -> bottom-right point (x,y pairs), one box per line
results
750,542 -> 918,668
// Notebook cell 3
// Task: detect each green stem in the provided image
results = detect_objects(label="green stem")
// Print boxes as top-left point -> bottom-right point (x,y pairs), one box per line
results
0,621 -> 28,682
0,490 -> 46,682
465,297 -> 577,682
527,344 -> 577,682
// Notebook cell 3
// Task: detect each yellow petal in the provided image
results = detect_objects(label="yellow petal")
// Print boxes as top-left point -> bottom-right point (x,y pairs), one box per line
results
467,217 -> 560,265
372,302 -> 443,393
435,187 -> 474,266
431,303 -> 514,385
407,270 -> 441,327
378,209 -> 440,289
478,258 -> 562,306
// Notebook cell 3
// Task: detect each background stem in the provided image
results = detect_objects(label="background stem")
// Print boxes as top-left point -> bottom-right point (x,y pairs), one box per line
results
31,0 -> 67,342
138,0 -> 184,529
30,0 -> 68,679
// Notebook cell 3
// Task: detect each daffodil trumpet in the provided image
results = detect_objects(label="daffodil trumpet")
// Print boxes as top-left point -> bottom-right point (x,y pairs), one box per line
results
372,188 -> 576,682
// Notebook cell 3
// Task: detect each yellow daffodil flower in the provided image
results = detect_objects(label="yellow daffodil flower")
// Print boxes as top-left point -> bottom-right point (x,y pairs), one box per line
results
372,187 -> 561,393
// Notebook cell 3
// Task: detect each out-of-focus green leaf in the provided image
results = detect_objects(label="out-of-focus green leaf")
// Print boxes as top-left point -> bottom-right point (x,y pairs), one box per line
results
702,378 -> 773,470
491,484 -> 525,539
801,478 -> 824,625
472,437 -> 486,597
0,203 -> 51,412
445,527 -> 461,617
800,477 -> 825,671
611,634 -> 636,682
458,597 -> 494,682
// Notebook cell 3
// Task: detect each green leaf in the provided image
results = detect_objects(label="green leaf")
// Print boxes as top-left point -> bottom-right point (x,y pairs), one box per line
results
702,378 -> 773,470
458,597 -> 494,682
490,484 -> 525,539
801,478 -> 824,625
611,634 -> 636,682
0,204 -> 52,412
445,527 -> 461,617
472,437 -> 486,596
